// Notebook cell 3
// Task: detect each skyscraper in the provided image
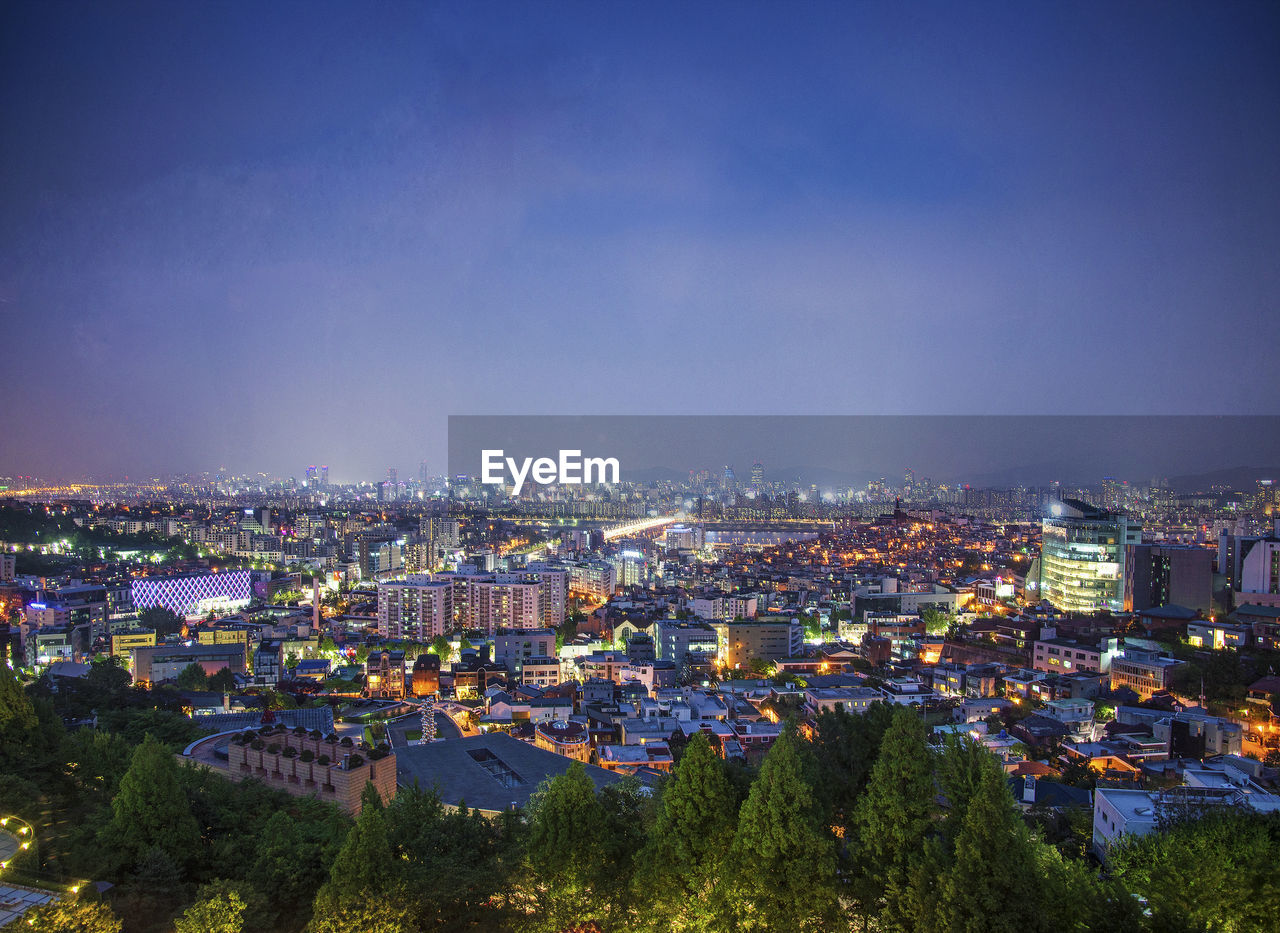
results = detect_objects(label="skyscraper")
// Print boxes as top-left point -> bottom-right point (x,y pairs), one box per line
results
750,461 -> 764,490
305,465 -> 317,485
1039,499 -> 1142,613
320,465 -> 329,486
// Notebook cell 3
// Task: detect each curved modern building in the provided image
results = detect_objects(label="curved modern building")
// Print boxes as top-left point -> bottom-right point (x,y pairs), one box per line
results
1039,499 -> 1142,613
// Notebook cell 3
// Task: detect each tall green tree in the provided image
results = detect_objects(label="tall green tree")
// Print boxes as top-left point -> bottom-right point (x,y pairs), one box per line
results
726,727 -> 841,932
208,667 -> 238,692
100,734 -> 201,871
635,732 -> 737,930
930,760 -> 1041,933
522,762 -> 607,932
0,661 -> 40,771
314,792 -> 396,909
853,707 -> 936,930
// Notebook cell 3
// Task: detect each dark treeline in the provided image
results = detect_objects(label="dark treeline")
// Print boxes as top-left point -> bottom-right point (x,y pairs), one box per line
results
3,661 -> 1277,932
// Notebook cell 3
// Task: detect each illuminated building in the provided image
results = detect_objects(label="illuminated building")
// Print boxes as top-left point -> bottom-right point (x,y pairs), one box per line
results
534,720 -> 591,762
110,628 -> 156,658
411,653 -> 441,696
365,649 -> 406,699
378,579 -> 453,639
1039,500 -> 1140,613
131,570 -> 252,617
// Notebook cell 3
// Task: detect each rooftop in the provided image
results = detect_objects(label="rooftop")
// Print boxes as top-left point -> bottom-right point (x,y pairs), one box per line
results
395,732 -> 623,813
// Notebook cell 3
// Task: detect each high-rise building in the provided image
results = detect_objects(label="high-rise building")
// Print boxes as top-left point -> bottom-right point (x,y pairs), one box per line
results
305,465 -> 318,485
1124,544 -> 1213,614
722,465 -> 736,491
903,468 -> 914,492
1039,499 -> 1142,613
750,461 -> 764,491
320,465 -> 329,486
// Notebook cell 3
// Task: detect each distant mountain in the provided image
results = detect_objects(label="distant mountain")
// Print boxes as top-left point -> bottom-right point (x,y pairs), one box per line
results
1165,466 -> 1280,493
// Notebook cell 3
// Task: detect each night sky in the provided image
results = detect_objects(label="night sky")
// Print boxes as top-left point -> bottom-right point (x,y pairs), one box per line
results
2,2 -> 1277,481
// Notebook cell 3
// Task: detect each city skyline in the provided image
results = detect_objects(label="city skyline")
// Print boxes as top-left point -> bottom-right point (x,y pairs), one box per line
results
3,2 -> 1279,479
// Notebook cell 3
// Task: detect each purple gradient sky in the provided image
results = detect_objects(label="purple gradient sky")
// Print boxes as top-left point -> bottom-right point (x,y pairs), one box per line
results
1,1 -> 1277,482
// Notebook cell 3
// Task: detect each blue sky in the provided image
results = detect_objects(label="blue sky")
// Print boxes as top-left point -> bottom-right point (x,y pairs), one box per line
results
2,1 -> 1277,480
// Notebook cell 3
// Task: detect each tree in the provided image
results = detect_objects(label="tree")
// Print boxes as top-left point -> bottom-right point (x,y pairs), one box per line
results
726,727 -> 840,931
308,901 -> 421,933
635,731 -> 737,929
313,784 -> 396,910
1108,808 -> 1280,932
208,667 -> 238,692
523,762 -> 607,931
100,733 -> 201,870
0,660 -> 39,770
429,634 -> 451,659
138,606 -> 184,637
23,897 -> 122,933
175,880 -> 249,933
930,756 -> 1041,933
176,662 -> 209,691
920,606 -> 950,635
811,701 -> 895,840
853,707 -> 936,930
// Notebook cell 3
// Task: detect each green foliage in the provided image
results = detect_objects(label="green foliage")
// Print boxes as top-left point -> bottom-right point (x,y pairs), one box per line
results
138,606 -> 185,637
1108,808 -> 1280,932
636,731 -> 737,928
174,880 -> 249,933
23,896 -> 122,933
100,734 -> 201,871
379,785 -> 524,929
811,701 -> 894,839
314,790 -> 396,911
853,706 -> 936,929
207,667 -> 237,692
95,706 -> 209,749
176,662 -> 208,691
0,662 -> 41,771
522,762 -> 608,931
726,727 -> 840,931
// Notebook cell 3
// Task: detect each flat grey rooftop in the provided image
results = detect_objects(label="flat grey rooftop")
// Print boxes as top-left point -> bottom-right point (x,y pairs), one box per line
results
395,732 -> 623,814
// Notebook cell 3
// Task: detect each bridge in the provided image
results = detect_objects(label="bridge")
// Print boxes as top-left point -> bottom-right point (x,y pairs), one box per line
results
602,515 -> 679,541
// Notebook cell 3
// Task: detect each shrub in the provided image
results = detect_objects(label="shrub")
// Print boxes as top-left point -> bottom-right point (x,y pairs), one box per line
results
316,754 -> 330,765
250,739 -> 265,750
266,744 -> 281,755
300,750 -> 315,762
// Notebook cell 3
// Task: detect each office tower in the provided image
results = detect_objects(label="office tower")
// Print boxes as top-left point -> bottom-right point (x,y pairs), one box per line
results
750,461 -> 764,490
305,465 -> 317,485
420,460 -> 430,486
320,465 -> 329,486
903,468 -> 914,493
722,465 -> 736,491
1039,499 -> 1142,613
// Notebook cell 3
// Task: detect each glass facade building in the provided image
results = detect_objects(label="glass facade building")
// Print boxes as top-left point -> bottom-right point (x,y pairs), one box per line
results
1039,499 -> 1141,613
